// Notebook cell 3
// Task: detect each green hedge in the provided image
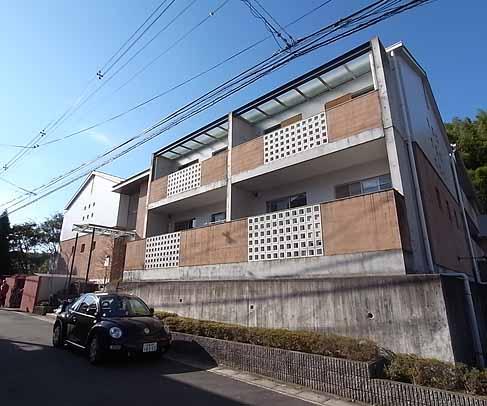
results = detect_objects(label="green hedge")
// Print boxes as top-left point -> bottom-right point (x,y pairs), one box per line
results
385,353 -> 487,396
157,312 -> 487,396
156,312 -> 380,362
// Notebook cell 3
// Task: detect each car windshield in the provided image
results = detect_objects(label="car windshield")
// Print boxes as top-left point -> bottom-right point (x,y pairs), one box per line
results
99,296 -> 151,318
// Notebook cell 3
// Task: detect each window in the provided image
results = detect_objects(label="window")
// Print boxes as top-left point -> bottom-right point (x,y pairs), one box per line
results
266,193 -> 307,213
80,243 -> 85,253
82,216 -> 85,221
92,202 -> 95,207
210,212 -> 226,223
435,187 -> 442,210
174,218 -> 195,231
78,295 -> 97,316
335,174 -> 392,199
92,241 -> 96,250
99,296 -> 151,318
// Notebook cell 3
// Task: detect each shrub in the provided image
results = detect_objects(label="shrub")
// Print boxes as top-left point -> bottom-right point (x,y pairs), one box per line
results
385,353 -> 487,396
155,312 -> 380,362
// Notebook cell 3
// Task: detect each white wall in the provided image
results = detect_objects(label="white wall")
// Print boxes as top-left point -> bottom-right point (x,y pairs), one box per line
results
395,53 -> 456,196
232,158 -> 390,219
60,174 -> 122,241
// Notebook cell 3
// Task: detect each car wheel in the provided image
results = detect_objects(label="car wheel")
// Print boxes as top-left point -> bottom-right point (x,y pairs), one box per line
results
88,335 -> 104,365
52,324 -> 64,348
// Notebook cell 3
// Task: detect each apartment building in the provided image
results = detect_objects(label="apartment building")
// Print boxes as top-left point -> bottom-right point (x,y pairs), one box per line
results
57,171 -> 127,284
108,38 -> 487,364
114,38 -> 481,284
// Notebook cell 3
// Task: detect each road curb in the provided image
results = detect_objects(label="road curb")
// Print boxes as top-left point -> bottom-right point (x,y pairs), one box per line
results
165,352 -> 359,406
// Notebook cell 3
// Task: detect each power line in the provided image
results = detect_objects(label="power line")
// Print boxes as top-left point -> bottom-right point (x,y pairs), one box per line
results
1,0 -> 435,217
102,0 -> 173,76
37,0 -> 326,148
99,0 -> 171,73
2,0 -> 431,212
0,0 -> 176,174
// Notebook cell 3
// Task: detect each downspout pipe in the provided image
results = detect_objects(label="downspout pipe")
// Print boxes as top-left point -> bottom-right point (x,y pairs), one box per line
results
390,50 -> 435,273
440,272 -> 485,368
449,147 -> 481,283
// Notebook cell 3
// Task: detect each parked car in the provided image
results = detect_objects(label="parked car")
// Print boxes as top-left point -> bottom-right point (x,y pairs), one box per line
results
52,292 -> 171,364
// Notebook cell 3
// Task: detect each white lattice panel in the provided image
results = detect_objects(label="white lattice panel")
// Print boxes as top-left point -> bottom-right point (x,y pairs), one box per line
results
144,232 -> 181,269
167,163 -> 201,196
247,205 -> 324,262
264,112 -> 327,164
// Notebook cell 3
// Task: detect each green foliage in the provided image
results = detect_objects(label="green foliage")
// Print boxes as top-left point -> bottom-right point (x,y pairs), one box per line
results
385,353 -> 487,396
7,212 -> 63,274
155,312 -> 380,362
445,110 -> 487,212
0,211 -> 12,276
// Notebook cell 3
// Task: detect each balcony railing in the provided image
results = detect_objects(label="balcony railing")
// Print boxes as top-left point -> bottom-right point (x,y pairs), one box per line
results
167,163 -> 201,197
263,112 -> 327,164
132,190 -> 407,272
145,232 -> 181,269
248,205 -> 323,261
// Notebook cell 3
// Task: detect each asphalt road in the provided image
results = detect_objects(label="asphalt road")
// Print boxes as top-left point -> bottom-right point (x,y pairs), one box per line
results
0,310 -> 312,406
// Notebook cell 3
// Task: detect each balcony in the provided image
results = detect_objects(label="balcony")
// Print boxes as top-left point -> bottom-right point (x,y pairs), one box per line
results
232,91 -> 382,179
148,151 -> 228,207
125,190 -> 410,274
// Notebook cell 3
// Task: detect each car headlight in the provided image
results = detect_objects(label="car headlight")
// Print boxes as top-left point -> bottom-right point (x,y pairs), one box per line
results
109,327 -> 123,339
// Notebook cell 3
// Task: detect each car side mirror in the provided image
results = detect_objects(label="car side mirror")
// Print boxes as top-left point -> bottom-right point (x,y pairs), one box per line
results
149,307 -> 154,315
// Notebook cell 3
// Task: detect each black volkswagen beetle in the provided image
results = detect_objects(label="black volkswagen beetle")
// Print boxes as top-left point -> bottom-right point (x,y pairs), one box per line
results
52,292 -> 171,364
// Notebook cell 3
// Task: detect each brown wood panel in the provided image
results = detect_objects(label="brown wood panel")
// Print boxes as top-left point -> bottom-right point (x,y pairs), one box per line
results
322,190 -> 403,255
179,219 -> 248,267
326,91 -> 381,142
324,93 -> 352,109
148,175 -> 167,204
201,151 -> 227,186
124,239 -> 146,271
280,113 -> 302,128
231,136 -> 264,175
413,144 -> 472,275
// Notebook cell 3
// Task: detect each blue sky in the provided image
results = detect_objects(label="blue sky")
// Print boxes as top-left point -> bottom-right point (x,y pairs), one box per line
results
0,0 -> 486,225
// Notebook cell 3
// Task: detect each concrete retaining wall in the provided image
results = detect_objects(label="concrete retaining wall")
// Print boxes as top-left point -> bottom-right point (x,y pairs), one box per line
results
121,274 -> 464,362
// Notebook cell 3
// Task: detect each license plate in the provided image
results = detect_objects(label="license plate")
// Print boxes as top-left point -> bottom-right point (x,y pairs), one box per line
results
143,342 -> 158,353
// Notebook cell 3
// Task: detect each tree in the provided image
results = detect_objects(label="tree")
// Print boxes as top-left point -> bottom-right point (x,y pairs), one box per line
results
37,213 -> 63,273
0,211 -> 11,276
9,222 -> 42,274
445,110 -> 487,213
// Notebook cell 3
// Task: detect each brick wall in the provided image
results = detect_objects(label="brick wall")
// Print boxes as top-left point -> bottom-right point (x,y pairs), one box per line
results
179,219 -> 248,267
58,234 -> 114,282
231,137 -> 264,175
170,332 -> 487,406
326,91 -> 382,142
201,151 -> 227,186
321,190 -> 405,255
